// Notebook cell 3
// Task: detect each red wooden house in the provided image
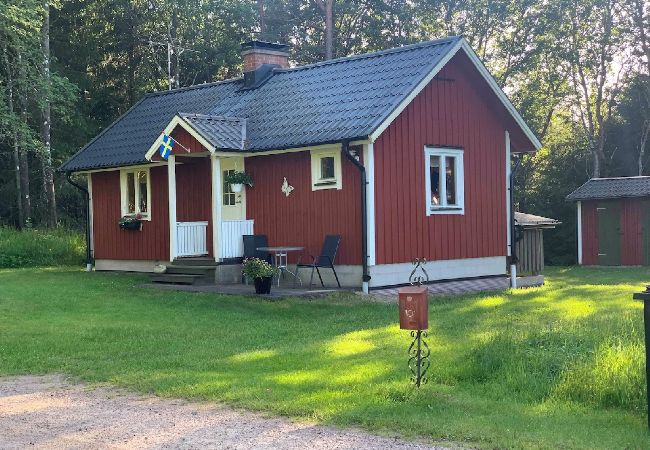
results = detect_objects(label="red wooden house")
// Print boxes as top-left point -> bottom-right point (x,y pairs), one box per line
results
567,177 -> 650,266
61,37 -> 541,291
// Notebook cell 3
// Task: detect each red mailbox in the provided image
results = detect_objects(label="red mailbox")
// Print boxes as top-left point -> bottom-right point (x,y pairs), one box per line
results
398,286 -> 428,330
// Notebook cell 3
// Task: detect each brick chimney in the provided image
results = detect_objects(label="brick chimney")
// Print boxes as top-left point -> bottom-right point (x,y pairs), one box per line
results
241,40 -> 289,72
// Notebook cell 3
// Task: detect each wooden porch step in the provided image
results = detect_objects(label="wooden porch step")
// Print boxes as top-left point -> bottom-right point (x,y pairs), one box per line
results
150,274 -> 203,285
165,266 -> 214,276
172,258 -> 219,267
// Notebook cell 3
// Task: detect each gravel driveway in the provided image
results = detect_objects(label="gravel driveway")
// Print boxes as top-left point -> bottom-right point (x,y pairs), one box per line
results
0,375 -> 451,450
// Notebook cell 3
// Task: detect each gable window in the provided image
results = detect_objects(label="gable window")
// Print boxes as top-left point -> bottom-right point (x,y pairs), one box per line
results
310,148 -> 342,190
223,169 -> 236,206
120,168 -> 151,219
424,147 -> 464,215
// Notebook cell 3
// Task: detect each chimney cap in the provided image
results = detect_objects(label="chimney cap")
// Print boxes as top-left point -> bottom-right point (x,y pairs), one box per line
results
241,40 -> 289,54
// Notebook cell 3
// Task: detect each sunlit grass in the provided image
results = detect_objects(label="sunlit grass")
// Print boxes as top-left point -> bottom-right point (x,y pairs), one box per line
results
1,265 -> 649,448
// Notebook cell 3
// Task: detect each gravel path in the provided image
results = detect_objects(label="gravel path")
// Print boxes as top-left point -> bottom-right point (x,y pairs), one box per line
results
0,375 -> 451,450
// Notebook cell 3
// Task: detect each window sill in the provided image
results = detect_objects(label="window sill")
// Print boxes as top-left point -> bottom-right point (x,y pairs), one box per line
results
427,207 -> 464,216
122,213 -> 152,221
314,180 -> 337,186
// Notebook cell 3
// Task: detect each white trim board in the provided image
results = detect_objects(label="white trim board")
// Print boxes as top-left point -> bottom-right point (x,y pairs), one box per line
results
505,131 -> 512,257
369,39 -> 542,151
363,143 -> 376,267
368,256 -> 506,288
145,114 -> 216,161
577,201 -> 583,265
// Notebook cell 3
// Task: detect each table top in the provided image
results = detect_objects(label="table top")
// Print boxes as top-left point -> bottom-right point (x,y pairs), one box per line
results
257,246 -> 304,252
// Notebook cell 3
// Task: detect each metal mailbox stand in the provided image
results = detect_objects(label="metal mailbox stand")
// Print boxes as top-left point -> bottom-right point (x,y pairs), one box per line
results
398,258 -> 430,387
633,285 -> 650,429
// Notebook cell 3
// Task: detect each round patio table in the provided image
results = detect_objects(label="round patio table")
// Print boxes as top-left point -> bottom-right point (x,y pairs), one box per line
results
256,246 -> 304,286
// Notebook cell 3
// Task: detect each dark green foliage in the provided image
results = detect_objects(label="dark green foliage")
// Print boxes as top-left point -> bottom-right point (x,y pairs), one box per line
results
0,227 -> 84,267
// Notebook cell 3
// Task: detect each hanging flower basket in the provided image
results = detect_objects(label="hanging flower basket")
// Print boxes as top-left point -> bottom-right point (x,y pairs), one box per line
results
118,214 -> 143,231
225,171 -> 253,192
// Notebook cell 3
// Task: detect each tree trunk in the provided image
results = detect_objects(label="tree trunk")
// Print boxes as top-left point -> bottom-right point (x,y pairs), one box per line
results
638,120 -> 650,176
315,0 -> 334,60
258,0 -> 266,36
324,0 -> 333,60
592,144 -> 601,178
3,45 -> 24,228
18,54 -> 32,226
41,0 -> 57,228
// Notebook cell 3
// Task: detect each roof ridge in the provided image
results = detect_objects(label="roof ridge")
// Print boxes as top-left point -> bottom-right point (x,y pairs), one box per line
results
590,176 -> 650,181
145,78 -> 242,98
273,36 -> 462,74
180,112 -> 244,122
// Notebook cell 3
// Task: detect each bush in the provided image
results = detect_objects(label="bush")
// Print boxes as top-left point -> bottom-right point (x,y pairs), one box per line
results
0,227 -> 85,268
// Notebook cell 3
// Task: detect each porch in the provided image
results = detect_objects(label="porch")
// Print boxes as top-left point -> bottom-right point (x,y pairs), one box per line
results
167,152 -> 253,261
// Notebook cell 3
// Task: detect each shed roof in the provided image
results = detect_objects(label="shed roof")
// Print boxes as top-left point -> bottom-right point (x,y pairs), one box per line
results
61,36 -> 539,172
566,177 -> 650,201
514,212 -> 560,228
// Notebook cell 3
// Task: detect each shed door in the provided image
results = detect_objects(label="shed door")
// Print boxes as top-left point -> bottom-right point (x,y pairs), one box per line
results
597,201 -> 621,266
642,200 -> 650,266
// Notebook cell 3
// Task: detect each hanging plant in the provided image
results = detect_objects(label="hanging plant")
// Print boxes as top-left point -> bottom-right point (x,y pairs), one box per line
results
225,171 -> 253,192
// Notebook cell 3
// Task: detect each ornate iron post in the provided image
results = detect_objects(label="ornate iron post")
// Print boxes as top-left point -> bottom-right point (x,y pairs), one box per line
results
398,258 -> 430,387
633,285 -> 650,429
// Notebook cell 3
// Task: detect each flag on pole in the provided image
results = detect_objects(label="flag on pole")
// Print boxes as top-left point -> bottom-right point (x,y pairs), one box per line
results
159,134 -> 174,160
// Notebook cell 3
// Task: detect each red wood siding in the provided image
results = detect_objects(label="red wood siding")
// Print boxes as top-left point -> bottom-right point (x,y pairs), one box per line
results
374,52 -> 509,264
91,167 -> 170,260
581,201 -> 599,265
581,199 -> 643,266
176,156 -> 213,257
245,151 -> 362,264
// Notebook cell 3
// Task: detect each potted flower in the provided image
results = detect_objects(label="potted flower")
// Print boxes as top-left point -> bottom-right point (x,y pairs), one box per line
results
242,257 -> 278,294
224,171 -> 253,193
118,213 -> 143,231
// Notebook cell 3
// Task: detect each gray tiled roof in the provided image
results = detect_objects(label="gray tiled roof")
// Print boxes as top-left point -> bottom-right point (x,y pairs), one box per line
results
180,114 -> 246,150
566,177 -> 650,201
61,37 -> 462,172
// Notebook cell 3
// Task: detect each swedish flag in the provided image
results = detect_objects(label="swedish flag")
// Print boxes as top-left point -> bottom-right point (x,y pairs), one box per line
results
159,134 -> 174,160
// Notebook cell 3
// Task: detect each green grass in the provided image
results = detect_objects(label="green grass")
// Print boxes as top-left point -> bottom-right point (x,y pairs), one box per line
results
1,266 -> 649,449
0,227 -> 85,268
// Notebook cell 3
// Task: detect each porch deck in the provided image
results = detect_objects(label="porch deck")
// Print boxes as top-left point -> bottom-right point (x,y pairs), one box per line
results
140,282 -> 346,299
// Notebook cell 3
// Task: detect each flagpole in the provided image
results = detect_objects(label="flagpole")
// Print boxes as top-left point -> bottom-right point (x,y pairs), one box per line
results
161,131 -> 191,153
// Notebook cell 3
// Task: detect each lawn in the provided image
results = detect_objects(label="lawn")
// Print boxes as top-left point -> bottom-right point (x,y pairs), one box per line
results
1,266 -> 649,449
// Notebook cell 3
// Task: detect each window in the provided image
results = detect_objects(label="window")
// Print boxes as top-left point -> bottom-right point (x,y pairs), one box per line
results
223,169 -> 236,206
120,168 -> 151,219
424,147 -> 464,215
310,148 -> 342,190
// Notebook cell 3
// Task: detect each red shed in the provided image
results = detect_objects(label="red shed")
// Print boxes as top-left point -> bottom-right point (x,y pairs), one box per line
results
61,37 -> 541,291
567,177 -> 650,266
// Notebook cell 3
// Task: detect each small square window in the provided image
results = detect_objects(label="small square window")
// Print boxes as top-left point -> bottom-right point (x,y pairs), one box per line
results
424,147 -> 464,215
311,148 -> 342,190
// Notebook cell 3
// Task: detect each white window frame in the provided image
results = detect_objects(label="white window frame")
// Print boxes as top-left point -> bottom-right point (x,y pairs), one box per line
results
424,147 -> 464,215
310,147 -> 342,190
120,167 -> 152,220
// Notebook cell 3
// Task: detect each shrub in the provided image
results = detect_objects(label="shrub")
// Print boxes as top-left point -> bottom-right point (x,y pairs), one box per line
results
242,257 -> 277,279
0,227 -> 85,268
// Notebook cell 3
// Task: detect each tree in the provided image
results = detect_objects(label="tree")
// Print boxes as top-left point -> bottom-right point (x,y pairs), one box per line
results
40,0 -> 57,227
565,0 -> 626,178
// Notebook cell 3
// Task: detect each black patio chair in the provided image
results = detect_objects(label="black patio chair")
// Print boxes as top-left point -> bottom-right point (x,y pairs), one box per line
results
295,235 -> 341,288
242,234 -> 272,283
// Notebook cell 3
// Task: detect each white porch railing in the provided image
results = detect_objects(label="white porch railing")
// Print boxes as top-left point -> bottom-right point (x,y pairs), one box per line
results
221,219 -> 254,258
176,221 -> 209,257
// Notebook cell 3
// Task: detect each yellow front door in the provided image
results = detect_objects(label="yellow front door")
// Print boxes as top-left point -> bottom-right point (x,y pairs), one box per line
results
220,157 -> 246,221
